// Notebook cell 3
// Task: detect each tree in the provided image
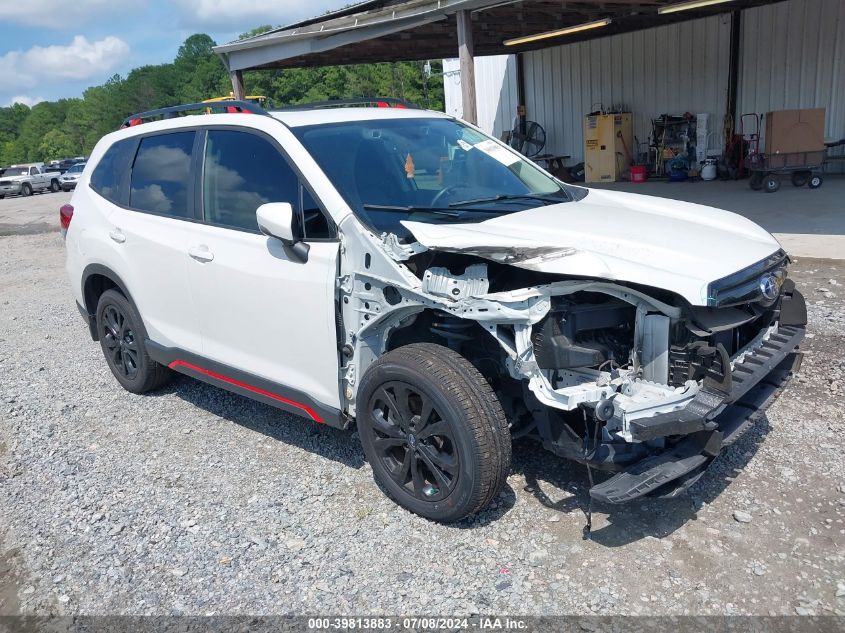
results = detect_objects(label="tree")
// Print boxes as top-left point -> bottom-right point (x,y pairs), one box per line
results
0,30 -> 446,164
176,34 -> 217,67
14,102 -> 65,161
38,129 -> 77,162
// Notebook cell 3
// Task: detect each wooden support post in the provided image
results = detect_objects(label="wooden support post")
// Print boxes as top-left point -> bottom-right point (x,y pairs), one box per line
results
456,10 -> 477,125
230,70 -> 245,100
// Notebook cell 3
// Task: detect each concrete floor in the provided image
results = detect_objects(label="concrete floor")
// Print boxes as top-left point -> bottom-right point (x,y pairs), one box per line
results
587,174 -> 845,260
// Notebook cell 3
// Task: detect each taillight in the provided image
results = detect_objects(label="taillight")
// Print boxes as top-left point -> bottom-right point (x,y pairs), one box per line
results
60,204 -> 74,230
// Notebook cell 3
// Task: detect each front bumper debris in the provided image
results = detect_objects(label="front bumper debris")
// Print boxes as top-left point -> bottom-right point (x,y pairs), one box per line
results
590,323 -> 805,504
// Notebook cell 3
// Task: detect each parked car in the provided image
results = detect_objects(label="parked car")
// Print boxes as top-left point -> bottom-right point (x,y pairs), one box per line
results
0,163 -> 60,198
59,162 -> 86,191
63,101 -> 806,522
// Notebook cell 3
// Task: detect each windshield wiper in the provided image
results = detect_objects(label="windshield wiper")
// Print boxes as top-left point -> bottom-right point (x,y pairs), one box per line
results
362,203 -> 502,218
448,193 -> 567,208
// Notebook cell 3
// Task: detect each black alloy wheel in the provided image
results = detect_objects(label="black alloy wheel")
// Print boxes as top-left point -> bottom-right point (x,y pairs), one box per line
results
100,303 -> 139,381
368,380 -> 459,503
95,289 -> 171,393
358,343 -> 511,523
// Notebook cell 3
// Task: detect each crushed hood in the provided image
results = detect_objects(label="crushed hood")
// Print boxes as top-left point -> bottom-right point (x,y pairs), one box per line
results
401,188 -> 782,307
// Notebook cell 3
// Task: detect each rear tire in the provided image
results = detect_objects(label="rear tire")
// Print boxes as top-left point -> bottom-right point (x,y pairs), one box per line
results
808,174 -> 823,189
96,289 -> 171,394
21,183 -> 32,196
763,175 -> 780,193
50,179 -> 60,192
357,343 -> 511,523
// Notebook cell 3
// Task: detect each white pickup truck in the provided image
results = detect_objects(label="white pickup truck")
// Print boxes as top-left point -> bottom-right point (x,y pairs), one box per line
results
0,163 -> 61,198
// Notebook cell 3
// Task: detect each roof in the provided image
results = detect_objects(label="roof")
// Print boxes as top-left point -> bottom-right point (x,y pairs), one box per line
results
214,0 -> 782,72
105,107 -> 451,144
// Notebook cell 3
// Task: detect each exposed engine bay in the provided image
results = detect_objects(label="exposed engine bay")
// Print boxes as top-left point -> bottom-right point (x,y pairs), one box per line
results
337,216 -> 807,503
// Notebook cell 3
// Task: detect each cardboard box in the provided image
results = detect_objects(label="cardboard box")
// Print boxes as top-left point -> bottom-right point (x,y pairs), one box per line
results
584,113 -> 633,183
764,108 -> 825,155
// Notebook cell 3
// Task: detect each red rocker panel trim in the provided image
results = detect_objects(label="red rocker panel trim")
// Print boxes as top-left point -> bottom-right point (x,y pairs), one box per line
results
168,359 -> 325,423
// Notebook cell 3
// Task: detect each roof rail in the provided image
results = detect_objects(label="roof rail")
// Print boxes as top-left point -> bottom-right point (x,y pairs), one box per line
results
120,100 -> 269,128
273,97 -> 421,111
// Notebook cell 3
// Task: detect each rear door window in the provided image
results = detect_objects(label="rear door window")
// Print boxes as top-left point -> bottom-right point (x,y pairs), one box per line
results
129,132 -> 195,218
90,138 -> 136,205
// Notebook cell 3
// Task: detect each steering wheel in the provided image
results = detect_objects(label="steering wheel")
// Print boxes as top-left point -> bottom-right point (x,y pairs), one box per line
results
430,184 -> 477,208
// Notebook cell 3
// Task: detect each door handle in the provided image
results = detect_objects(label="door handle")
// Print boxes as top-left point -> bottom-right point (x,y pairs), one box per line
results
188,245 -> 214,262
109,229 -> 126,244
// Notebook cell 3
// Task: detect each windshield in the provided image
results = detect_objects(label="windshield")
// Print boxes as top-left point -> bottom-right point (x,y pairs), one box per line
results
5,167 -> 29,177
293,117 -> 578,238
68,164 -> 85,173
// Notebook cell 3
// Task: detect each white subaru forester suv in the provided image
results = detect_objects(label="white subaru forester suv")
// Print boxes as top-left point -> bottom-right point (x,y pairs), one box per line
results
64,100 -> 806,522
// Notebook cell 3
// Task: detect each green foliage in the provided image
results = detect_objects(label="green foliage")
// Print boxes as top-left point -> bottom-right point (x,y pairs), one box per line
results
38,128 -> 78,161
0,31 -> 445,164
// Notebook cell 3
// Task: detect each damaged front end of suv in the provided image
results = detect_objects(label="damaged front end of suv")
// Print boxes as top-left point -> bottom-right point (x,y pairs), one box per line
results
338,225 -> 805,504
296,113 -> 806,508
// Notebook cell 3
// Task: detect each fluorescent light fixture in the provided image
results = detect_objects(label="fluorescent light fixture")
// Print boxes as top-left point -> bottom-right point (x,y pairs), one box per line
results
658,0 -> 734,15
504,18 -> 612,47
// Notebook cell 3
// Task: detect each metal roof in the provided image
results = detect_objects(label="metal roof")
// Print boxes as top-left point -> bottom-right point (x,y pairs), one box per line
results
214,0 -> 783,72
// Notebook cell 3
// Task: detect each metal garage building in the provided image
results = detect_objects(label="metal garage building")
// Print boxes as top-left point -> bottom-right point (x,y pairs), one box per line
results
443,0 -> 845,170
215,0 -> 844,173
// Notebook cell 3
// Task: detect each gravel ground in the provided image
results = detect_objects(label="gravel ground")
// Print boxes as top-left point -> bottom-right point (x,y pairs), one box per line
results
1,221 -> 844,617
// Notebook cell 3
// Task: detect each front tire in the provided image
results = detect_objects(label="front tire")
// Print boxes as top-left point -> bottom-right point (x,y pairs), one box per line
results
96,289 -> 171,394
357,343 -> 511,523
21,183 -> 32,196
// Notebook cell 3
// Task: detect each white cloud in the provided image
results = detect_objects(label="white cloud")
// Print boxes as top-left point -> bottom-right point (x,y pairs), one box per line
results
0,36 -> 130,92
176,0 -> 344,30
0,0 -> 136,28
7,96 -> 45,107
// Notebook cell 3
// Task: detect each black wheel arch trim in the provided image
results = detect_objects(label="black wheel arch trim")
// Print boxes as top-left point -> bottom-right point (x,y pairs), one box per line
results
145,340 -> 346,430
80,264 -> 138,341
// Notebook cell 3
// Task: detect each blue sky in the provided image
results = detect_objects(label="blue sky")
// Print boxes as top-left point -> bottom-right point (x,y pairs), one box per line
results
0,0 -> 348,107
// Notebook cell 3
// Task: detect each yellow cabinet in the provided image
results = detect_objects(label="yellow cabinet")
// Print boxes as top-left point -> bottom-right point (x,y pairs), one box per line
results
584,113 -> 633,183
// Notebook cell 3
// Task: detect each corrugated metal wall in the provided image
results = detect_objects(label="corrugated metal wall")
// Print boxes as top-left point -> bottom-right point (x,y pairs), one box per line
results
521,14 -> 733,162
443,55 -> 519,138
739,0 -> 845,170
444,0 -> 844,167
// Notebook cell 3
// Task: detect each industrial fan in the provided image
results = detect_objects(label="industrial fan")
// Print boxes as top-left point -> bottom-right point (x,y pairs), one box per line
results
507,120 -> 546,158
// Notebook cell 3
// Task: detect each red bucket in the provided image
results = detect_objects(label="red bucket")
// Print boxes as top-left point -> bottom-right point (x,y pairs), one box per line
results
630,165 -> 647,183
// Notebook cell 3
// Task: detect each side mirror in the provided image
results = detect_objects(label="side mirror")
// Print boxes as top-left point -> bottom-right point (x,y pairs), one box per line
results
257,202 -> 295,242
256,202 -> 309,262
